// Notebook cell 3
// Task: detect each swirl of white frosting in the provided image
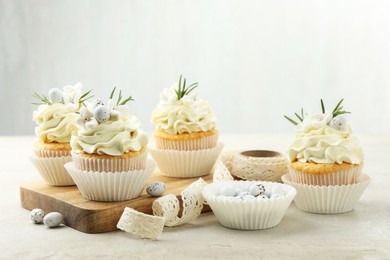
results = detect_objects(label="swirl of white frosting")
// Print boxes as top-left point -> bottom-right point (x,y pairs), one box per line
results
287,124 -> 364,164
33,103 -> 79,143
151,86 -> 216,134
71,115 -> 148,156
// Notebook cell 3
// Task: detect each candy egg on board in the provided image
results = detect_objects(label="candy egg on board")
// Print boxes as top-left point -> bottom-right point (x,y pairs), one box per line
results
30,208 -> 45,224
146,181 -> 166,197
43,212 -> 63,228
219,185 -> 236,197
94,106 -> 110,123
48,88 -> 64,103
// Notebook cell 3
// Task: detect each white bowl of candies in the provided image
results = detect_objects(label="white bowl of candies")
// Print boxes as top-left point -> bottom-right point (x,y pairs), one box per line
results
202,181 -> 296,230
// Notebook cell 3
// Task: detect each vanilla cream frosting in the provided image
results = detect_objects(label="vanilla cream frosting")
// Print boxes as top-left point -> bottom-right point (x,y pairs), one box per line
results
151,86 -> 216,134
33,103 -> 79,143
287,114 -> 364,164
71,98 -> 148,156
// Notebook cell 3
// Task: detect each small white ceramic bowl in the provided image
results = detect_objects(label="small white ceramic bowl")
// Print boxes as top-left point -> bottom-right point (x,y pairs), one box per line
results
282,174 -> 370,214
202,180 -> 296,230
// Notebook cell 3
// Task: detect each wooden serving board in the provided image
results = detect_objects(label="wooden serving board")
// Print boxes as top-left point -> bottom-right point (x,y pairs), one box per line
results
20,170 -> 212,234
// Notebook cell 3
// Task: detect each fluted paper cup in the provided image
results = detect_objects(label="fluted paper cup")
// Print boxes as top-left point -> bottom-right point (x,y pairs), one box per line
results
288,164 -> 363,186
29,155 -> 75,186
202,181 -> 296,230
71,150 -> 148,172
64,159 -> 156,202
150,143 -> 224,178
282,174 -> 370,214
154,134 -> 219,151
34,149 -> 71,158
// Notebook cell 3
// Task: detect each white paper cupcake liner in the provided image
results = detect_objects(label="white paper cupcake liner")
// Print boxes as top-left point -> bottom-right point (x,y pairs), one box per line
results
29,155 -> 75,186
34,149 -> 71,158
154,133 -> 219,151
288,165 -> 363,186
282,174 -> 370,214
149,142 -> 224,178
202,181 -> 296,230
71,150 -> 148,172
64,159 -> 156,202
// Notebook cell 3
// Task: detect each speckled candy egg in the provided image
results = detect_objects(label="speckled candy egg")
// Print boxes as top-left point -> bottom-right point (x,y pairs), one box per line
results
43,212 -> 63,228
30,208 -> 45,224
48,88 -> 64,103
91,99 -> 105,110
219,185 -> 236,197
94,106 -> 110,123
80,106 -> 92,121
146,181 -> 166,197
249,182 -> 265,197
330,115 -> 347,131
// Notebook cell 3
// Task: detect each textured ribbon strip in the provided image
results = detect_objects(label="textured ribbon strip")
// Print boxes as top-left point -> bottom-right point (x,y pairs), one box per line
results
117,178 -> 207,239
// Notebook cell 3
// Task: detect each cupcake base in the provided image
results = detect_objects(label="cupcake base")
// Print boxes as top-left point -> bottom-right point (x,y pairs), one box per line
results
282,173 -> 370,214
149,143 -> 224,178
288,164 -> 363,186
64,159 -> 156,202
29,155 -> 75,186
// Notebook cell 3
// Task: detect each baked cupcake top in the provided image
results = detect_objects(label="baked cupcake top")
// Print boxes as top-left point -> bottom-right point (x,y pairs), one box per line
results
32,83 -> 91,143
284,99 -> 364,165
71,88 -> 148,156
151,75 -> 216,134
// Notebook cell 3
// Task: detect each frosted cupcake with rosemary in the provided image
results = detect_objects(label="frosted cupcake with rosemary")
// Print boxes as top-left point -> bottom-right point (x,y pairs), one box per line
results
151,75 -> 218,150
66,88 -> 155,201
284,99 -> 364,186
30,83 -> 92,186
70,88 -> 149,172
150,75 -> 223,178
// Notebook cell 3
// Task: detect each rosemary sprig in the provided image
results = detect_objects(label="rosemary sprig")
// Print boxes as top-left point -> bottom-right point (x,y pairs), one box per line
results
32,92 -> 52,105
109,87 -> 134,106
79,89 -> 94,104
321,99 -> 325,113
332,98 -> 350,117
284,107 -> 305,126
175,75 -> 199,100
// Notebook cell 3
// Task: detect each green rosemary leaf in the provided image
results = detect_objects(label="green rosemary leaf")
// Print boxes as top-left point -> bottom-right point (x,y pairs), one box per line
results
119,96 -> 134,105
117,90 -> 123,105
295,113 -> 303,122
175,75 -> 199,100
109,87 -> 116,99
284,115 -> 298,126
301,108 -> 304,119
80,89 -> 92,100
321,99 -> 325,113
332,99 -> 344,113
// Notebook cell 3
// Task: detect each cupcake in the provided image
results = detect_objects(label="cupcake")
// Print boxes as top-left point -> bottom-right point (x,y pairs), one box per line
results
282,99 -> 370,214
30,83 -> 90,186
284,99 -> 364,186
65,88 -> 154,201
150,75 -> 223,178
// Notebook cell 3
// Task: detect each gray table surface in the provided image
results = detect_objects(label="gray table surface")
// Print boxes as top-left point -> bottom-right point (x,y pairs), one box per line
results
1,135 -> 389,259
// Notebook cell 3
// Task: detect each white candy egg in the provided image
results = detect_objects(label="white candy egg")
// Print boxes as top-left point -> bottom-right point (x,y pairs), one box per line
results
330,115 -> 347,131
80,106 -> 92,121
146,181 -> 166,197
219,185 -> 236,197
243,195 -> 256,201
94,106 -> 110,123
257,194 -> 269,200
43,212 -> 63,228
270,194 -> 281,199
48,88 -> 64,103
91,99 -> 105,110
249,182 -> 265,196
30,208 -> 45,224
272,186 -> 285,196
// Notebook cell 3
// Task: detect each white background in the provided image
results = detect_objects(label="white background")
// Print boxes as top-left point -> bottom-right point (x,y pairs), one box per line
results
1,0 -> 390,135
